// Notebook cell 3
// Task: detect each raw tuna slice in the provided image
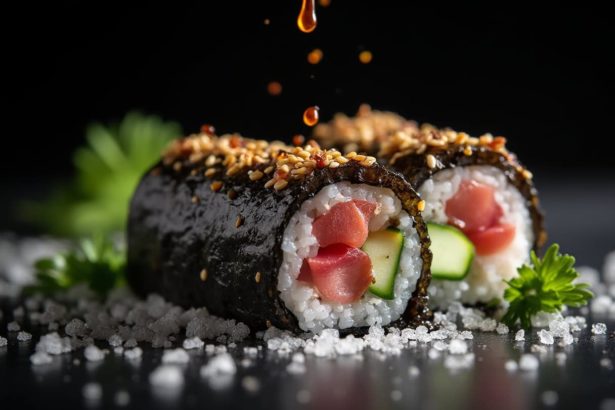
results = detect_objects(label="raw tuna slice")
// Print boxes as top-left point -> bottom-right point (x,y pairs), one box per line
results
445,180 -> 501,232
306,244 -> 373,304
467,223 -> 516,255
312,200 -> 375,248
445,179 -> 516,255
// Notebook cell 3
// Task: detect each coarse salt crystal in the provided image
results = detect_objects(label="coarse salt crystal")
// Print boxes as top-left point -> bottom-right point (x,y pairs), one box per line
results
84,345 -> 105,362
183,337 -> 204,350
0,336 -> 7,347
200,353 -> 236,378
17,331 -> 32,342
408,366 -> 420,377
538,329 -> 554,345
519,354 -> 539,371
448,339 -> 468,355
496,323 -> 509,335
7,321 -> 20,332
162,348 -> 190,364
504,360 -> 518,372
124,347 -> 143,361
515,329 -> 525,341
592,323 -> 607,335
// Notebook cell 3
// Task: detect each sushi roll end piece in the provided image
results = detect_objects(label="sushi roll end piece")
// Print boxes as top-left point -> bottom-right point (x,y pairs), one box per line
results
127,133 -> 432,333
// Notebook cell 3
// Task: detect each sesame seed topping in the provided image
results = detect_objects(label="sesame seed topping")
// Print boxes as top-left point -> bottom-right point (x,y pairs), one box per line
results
249,170 -> 264,181
205,168 -> 217,177
255,272 -> 261,283
273,179 -> 288,191
426,154 -> 437,169
417,200 -> 426,212
191,196 -> 200,204
199,269 -> 208,282
210,181 -> 223,192
235,215 -> 243,228
463,146 -> 473,156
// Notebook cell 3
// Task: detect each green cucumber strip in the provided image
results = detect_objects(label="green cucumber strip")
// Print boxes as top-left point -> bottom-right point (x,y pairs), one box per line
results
362,228 -> 404,300
427,222 -> 475,281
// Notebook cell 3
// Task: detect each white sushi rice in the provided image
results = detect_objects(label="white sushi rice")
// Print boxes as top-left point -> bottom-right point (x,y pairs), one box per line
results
278,182 -> 423,332
418,165 -> 534,308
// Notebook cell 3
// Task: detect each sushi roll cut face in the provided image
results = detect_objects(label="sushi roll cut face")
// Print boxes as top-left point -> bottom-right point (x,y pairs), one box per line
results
278,182 -> 424,332
419,166 -> 534,308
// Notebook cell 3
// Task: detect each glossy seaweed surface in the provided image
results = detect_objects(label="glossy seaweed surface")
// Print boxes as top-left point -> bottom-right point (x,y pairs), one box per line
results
127,161 -> 432,332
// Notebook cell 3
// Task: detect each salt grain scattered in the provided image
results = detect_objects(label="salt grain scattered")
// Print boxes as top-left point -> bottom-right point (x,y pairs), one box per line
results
162,348 -> 190,364
17,331 -> 32,342
448,339 -> 468,355
592,323 -> 607,335
515,329 -> 525,341
0,336 -> 7,347
519,354 -> 539,371
7,321 -> 20,332
183,337 -> 204,350
108,334 -> 123,347
201,353 -> 237,378
504,360 -> 518,372
124,347 -> 143,361
538,329 -> 554,345
84,345 -> 105,362
496,323 -> 509,335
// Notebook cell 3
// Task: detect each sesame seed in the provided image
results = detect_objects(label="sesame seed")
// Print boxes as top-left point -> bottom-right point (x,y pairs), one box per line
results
522,169 -> 533,180
235,216 -> 243,228
173,162 -> 182,172
264,179 -> 276,189
417,200 -> 426,212
463,146 -> 472,156
328,161 -> 340,168
255,272 -> 261,283
346,151 -> 357,159
249,170 -> 264,181
204,168 -> 217,177
273,179 -> 288,191
353,154 -> 366,162
200,269 -> 208,281
426,154 -> 437,169
264,166 -> 274,174
191,196 -> 200,204
210,181 -> 223,192
227,190 -> 238,200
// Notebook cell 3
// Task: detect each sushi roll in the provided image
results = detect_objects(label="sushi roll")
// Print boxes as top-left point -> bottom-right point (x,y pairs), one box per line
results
127,131 -> 432,333
313,108 -> 546,309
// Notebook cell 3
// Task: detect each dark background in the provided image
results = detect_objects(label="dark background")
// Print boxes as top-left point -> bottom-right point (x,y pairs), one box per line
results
3,1 -> 614,180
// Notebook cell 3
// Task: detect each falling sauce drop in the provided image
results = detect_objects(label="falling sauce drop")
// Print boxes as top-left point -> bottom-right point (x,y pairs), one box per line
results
267,81 -> 283,96
307,48 -> 323,65
358,50 -> 373,64
303,106 -> 319,127
297,0 -> 317,33
318,0 -> 331,7
293,134 -> 306,146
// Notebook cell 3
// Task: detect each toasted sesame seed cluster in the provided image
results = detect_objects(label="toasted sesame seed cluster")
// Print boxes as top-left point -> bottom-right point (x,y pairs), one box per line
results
312,105 -> 533,182
161,130 -> 378,192
313,104 -> 418,153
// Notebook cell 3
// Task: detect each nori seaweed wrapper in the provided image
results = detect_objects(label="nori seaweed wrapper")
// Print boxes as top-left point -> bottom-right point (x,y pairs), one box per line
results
127,133 -> 432,333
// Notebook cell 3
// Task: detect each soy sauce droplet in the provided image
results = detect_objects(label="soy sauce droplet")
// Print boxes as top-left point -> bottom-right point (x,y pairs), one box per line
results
297,0 -> 317,33
303,106 -> 319,127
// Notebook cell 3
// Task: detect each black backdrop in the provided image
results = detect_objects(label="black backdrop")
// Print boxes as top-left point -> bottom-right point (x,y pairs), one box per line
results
4,1 -> 614,178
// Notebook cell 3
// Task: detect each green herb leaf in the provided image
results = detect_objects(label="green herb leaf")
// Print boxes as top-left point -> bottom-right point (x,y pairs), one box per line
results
501,244 -> 593,328
22,112 -> 182,236
25,235 -> 126,297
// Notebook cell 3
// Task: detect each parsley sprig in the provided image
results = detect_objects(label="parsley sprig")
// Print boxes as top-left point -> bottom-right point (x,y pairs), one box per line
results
27,236 -> 126,297
502,244 -> 593,328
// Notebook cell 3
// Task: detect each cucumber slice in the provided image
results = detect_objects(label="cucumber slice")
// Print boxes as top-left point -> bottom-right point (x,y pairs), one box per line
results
362,228 -> 404,300
427,223 -> 475,281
